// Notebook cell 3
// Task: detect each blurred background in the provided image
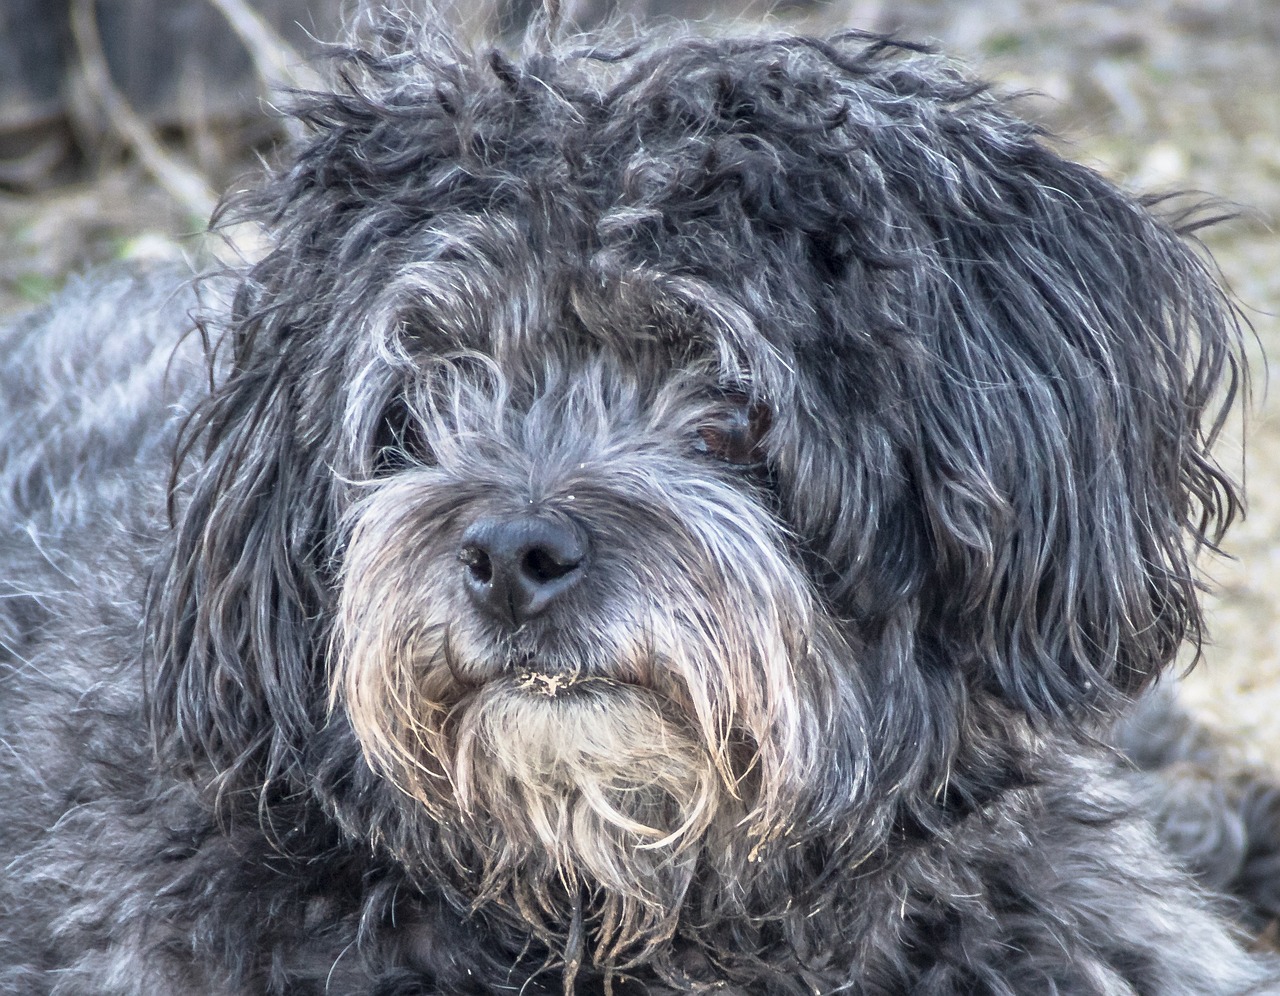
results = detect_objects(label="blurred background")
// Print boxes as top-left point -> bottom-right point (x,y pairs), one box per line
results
0,0 -> 1276,759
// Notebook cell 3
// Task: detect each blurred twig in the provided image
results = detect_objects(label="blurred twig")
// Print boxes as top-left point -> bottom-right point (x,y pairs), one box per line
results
206,0 -> 325,102
69,0 -> 219,221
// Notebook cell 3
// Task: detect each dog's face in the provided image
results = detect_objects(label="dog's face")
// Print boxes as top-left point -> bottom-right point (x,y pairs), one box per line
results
149,24 -> 1241,966
226,178 -> 886,961
329,250 -> 867,947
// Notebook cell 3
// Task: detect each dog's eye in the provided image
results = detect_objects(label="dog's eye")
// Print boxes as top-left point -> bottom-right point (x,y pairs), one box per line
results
373,400 -> 434,473
695,395 -> 771,466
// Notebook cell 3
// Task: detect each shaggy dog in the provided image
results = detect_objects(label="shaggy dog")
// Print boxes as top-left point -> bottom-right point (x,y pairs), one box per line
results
2,13 -> 1278,995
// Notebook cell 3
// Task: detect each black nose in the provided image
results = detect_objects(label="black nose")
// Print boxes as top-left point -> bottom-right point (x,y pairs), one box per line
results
459,513 -> 589,627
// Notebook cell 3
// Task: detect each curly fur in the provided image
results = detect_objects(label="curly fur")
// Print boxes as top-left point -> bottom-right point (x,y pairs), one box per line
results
2,12 -> 1278,994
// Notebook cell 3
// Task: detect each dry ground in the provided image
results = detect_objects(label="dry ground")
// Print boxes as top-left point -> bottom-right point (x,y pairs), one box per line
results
1,0 -> 1277,759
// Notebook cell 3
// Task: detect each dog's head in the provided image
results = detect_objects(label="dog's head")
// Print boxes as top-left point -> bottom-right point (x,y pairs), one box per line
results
148,18 -> 1242,971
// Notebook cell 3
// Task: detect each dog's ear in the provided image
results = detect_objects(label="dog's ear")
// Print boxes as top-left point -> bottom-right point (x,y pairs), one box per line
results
145,288 -> 342,796
821,157 -> 1245,720
919,182 -> 1242,718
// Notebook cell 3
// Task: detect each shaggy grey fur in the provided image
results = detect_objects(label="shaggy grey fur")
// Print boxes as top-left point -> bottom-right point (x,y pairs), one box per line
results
2,12 -> 1279,995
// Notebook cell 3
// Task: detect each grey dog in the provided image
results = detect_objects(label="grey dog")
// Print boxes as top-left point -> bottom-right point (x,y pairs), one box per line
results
2,11 -> 1279,995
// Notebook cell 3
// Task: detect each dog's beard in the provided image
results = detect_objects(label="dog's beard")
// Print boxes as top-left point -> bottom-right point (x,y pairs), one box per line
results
449,679 -> 726,963
330,462 -> 850,969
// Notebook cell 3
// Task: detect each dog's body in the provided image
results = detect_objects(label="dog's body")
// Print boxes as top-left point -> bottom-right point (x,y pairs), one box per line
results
2,17 -> 1278,995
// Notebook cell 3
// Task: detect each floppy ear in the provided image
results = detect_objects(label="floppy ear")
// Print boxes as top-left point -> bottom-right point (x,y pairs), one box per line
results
890,159 -> 1244,719
146,287 -> 342,795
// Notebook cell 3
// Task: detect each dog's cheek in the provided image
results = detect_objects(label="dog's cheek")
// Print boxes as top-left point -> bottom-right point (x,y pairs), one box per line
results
331,482 -> 476,806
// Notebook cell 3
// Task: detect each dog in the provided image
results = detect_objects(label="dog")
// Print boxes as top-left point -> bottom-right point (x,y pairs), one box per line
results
2,11 -> 1278,994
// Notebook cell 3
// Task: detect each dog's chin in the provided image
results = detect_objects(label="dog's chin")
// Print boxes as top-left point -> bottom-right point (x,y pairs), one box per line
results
429,674 -> 732,961
453,674 -> 726,845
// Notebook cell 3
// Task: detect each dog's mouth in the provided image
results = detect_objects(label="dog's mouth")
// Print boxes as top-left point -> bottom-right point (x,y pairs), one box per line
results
513,667 -> 625,699
514,668 -> 583,697
482,645 -> 626,700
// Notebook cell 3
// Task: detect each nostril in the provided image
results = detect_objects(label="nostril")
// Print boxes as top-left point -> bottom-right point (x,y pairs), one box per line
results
459,545 -> 493,585
522,546 -> 580,584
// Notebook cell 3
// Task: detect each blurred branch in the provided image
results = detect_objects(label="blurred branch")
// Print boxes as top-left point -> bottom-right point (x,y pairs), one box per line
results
205,0 -> 325,96
69,0 -> 219,220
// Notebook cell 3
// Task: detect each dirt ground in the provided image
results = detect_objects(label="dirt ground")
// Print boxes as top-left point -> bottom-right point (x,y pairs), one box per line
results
1,0 -> 1278,759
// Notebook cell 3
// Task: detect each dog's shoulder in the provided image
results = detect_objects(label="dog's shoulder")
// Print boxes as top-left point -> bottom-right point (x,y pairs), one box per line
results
0,264 -> 217,773
0,263 -> 218,526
